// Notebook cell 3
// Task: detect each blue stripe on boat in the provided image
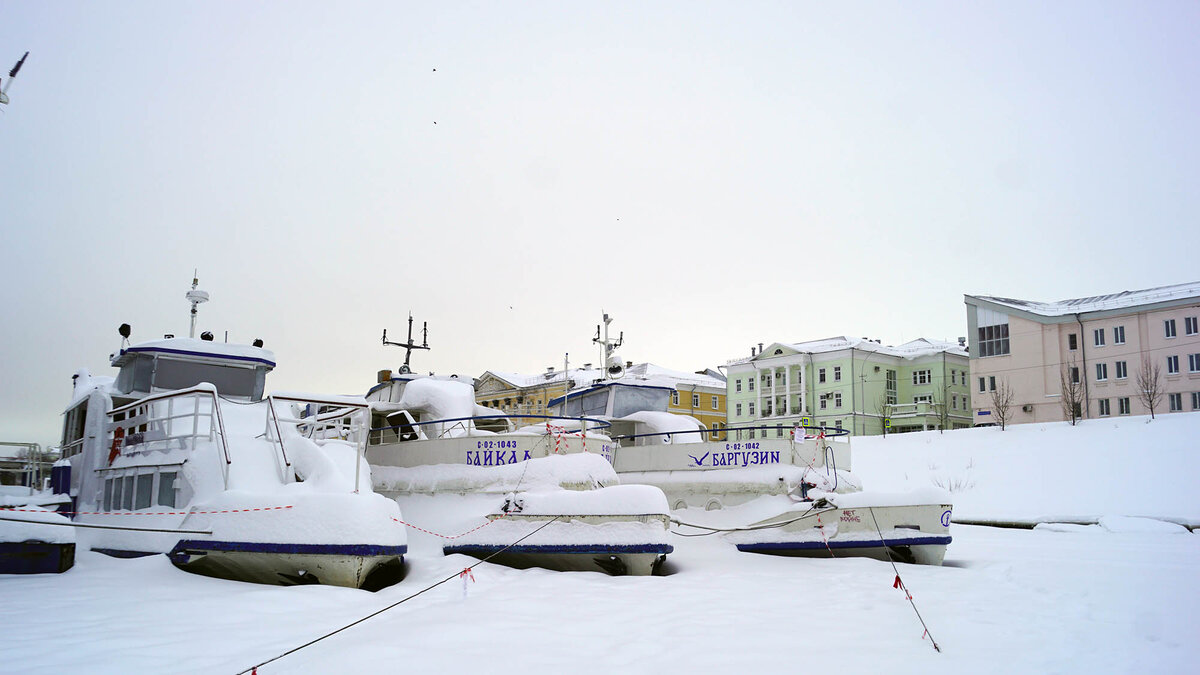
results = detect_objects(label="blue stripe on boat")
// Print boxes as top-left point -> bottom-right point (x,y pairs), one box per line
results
736,535 -> 951,552
443,543 -> 673,555
169,540 -> 408,557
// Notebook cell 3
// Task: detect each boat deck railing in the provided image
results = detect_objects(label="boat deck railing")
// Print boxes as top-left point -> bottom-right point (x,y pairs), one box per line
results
367,414 -> 613,446
266,395 -> 371,490
108,385 -> 232,485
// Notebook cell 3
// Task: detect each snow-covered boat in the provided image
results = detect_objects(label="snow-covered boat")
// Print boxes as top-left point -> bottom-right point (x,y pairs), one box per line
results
52,282 -> 407,588
364,325 -> 672,575
545,319 -> 952,566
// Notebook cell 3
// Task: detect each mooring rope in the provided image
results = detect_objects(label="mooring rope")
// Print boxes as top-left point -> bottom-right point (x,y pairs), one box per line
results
867,506 -> 941,652
236,515 -> 563,674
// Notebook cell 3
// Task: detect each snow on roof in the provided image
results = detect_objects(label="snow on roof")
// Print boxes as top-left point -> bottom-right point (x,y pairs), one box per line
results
115,337 -> 276,367
727,336 -> 966,365
483,367 -> 604,389
970,281 -> 1200,317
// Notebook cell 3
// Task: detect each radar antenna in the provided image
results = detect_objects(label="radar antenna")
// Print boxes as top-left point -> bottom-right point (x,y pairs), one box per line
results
382,313 -> 430,374
0,51 -> 29,106
593,311 -> 625,380
185,270 -> 209,339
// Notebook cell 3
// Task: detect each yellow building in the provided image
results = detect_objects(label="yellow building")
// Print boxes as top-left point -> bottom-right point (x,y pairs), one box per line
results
475,366 -> 603,421
477,363 -> 728,437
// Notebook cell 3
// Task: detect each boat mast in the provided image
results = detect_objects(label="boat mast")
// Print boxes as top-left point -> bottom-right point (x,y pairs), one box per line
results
381,314 -> 430,374
185,271 -> 209,339
593,311 -> 624,381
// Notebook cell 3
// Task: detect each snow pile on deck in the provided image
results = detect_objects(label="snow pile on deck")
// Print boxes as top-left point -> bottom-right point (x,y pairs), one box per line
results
616,410 -> 704,444
512,484 -> 669,516
395,377 -> 491,438
373,452 -> 619,494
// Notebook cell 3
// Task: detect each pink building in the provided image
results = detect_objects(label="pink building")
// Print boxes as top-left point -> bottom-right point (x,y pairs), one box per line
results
965,283 -> 1200,425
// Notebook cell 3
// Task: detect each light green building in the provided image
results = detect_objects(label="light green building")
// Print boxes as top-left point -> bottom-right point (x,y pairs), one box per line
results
724,336 -> 971,437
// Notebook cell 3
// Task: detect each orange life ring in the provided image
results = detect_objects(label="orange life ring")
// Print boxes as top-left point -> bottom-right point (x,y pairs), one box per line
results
108,427 -> 125,465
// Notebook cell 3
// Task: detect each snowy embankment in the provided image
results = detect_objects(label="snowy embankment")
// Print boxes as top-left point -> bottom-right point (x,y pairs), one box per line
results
853,413 -> 1200,528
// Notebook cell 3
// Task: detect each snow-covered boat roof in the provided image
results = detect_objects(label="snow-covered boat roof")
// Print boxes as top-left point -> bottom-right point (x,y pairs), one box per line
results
727,336 -> 966,365
112,337 -> 276,368
966,281 -> 1200,318
488,362 -> 724,393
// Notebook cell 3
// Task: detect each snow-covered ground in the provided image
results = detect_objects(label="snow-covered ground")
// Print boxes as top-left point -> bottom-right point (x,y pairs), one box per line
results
3,414 -> 1198,673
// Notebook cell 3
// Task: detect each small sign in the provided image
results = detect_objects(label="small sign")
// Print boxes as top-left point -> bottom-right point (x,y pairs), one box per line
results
977,410 -> 992,416
883,418 -> 891,428
800,417 -> 811,427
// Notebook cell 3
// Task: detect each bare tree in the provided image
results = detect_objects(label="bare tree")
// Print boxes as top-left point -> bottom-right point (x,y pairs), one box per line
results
990,378 -> 1015,430
1060,360 -> 1084,425
1136,356 -> 1164,420
875,392 -> 891,438
931,388 -> 950,433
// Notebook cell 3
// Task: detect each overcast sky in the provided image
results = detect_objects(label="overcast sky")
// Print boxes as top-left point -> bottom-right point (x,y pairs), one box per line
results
2,1 -> 1198,447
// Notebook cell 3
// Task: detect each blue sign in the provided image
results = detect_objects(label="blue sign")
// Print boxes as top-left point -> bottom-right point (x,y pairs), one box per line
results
976,410 -> 991,416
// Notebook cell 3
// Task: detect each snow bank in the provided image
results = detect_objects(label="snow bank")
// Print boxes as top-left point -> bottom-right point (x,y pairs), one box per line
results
0,506 -> 75,544
395,377 -> 479,437
854,413 -> 1200,525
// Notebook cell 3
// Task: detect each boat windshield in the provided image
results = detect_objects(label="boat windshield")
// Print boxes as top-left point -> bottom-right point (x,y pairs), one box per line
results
612,386 -> 669,417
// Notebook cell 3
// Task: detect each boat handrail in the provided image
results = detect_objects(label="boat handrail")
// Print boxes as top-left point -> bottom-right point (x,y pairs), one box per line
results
368,413 -> 614,443
265,395 -> 371,491
607,424 -> 849,444
107,385 -> 231,486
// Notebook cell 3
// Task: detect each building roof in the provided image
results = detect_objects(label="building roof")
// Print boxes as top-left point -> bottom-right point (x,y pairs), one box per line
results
489,362 -> 725,395
480,367 -> 604,390
728,336 -> 966,366
969,282 -> 1200,317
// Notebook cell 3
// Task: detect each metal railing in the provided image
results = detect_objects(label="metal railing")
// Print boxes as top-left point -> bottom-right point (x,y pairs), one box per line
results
108,385 -> 231,485
367,413 -> 613,446
266,395 -> 371,490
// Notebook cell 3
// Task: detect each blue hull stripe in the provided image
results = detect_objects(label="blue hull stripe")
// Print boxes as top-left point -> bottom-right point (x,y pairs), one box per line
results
171,540 -> 407,556
736,535 -> 951,552
444,543 -> 673,556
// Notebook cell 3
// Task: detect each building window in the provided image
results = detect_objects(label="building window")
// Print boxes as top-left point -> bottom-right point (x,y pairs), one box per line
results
1165,319 -> 1177,338
1167,355 -> 1179,375
672,391 -> 680,405
914,394 -> 932,404
1115,360 -> 1127,379
819,398 -> 827,410
1190,354 -> 1200,373
1095,363 -> 1108,381
1169,393 -> 1182,412
1094,329 -> 1105,347
977,323 -> 1010,357
1192,392 -> 1200,410
989,376 -> 997,392
735,403 -> 742,416
978,377 -> 986,393
1068,333 -> 1078,351
913,370 -> 931,385
833,420 -> 842,430
691,393 -> 700,407
776,427 -> 784,438
1071,367 -> 1080,384
1118,397 -> 1131,415
735,379 -> 742,393
819,368 -> 826,384
749,402 -> 755,416
951,396 -> 958,410
1113,326 -> 1126,344
833,366 -> 842,382
1098,399 -> 1111,416
711,395 -> 719,410
749,379 -> 755,392
749,429 -> 755,439
834,393 -> 842,408
1187,317 -> 1198,336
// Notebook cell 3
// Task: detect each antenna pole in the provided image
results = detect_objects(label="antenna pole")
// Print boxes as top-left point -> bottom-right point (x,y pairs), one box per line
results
381,313 -> 431,374
185,270 -> 209,339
